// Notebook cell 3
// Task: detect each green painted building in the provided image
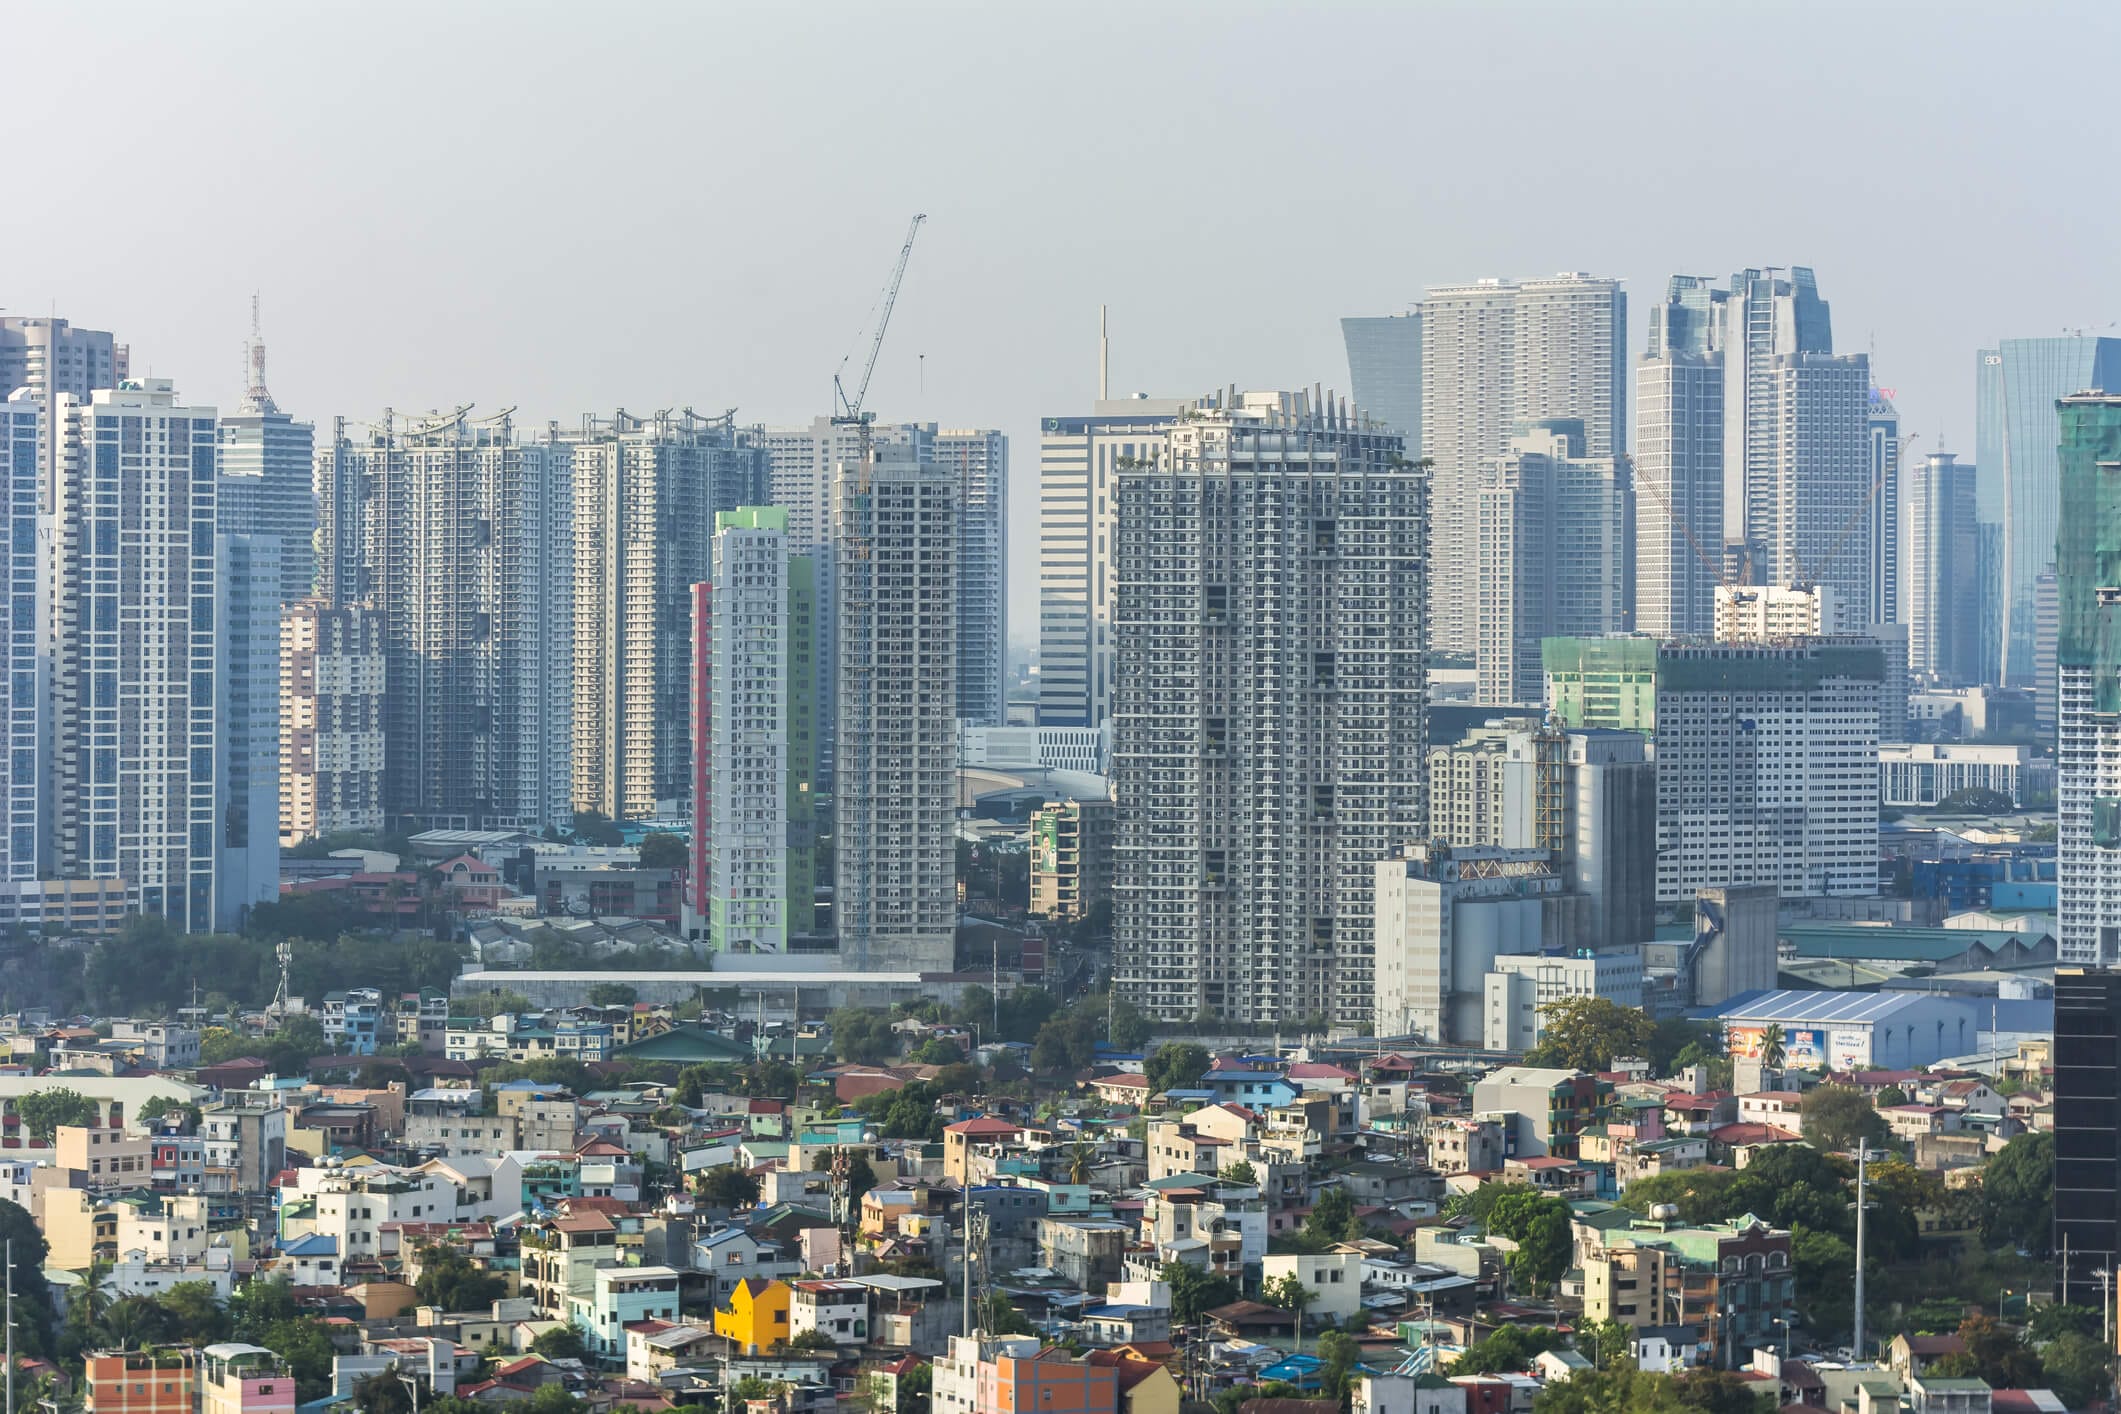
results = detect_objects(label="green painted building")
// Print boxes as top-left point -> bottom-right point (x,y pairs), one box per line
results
2056,394 -> 2121,952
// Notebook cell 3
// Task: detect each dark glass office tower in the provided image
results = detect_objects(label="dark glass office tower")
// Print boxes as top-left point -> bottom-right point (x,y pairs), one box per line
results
2054,966 -> 2121,1305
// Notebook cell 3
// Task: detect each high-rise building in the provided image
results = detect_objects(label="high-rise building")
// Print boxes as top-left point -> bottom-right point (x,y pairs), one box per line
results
1545,636 -> 1883,902
1340,311 -> 1422,452
215,317 -> 316,604
1,395 -> 43,884
1979,338 -> 2121,686
1472,419 -> 1631,705
935,428 -> 1008,727
762,417 -> 934,783
1113,390 -> 1428,1027
1420,274 -> 1625,656
690,508 -> 816,954
1866,391 -> 1900,628
1372,843 -> 1577,1044
834,444 -> 957,972
279,599 -> 385,847
1029,798 -> 1113,925
2053,966 -> 2121,1306
0,317 -> 127,405
2056,393 -> 2121,965
1902,451 -> 1982,685
214,533 -> 281,930
1035,398 -> 1190,727
52,382 -> 220,931
1713,584 -> 1909,740
560,410 -> 768,823
1634,276 -> 1728,638
315,409 -> 571,831
1424,719 -> 1656,950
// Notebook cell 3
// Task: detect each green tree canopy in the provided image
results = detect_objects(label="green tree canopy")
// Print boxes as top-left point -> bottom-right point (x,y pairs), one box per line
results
636,833 -> 688,869
1800,1083 -> 1889,1155
697,1165 -> 761,1212
585,982 -> 638,1007
531,1324 -> 586,1359
1108,996 -> 1151,1050
414,1243 -> 506,1311
828,1007 -> 899,1065
1160,1261 -> 1238,1324
1485,1188 -> 1574,1293
1983,1132 -> 2053,1254
1145,1042 -> 1212,1094
16,1089 -> 97,1142
1523,996 -> 1655,1072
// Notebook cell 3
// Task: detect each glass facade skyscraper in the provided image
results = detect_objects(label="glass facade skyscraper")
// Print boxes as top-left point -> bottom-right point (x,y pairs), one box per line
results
1977,337 -> 2121,686
1340,312 -> 1422,453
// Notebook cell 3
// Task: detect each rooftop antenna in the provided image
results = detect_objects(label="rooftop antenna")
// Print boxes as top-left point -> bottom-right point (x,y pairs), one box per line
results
1099,305 -> 1109,401
244,294 -> 276,414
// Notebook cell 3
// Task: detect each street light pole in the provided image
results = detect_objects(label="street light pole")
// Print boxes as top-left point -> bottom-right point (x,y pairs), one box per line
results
1852,1146 -> 1871,1366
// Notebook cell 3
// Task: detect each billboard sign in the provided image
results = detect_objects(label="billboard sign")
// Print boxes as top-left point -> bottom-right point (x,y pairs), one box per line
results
1727,1024 -> 1828,1069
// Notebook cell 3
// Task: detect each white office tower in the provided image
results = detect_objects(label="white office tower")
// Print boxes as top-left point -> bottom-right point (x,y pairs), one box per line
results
1650,640 -> 1881,902
762,416 -> 933,785
695,509 -> 816,954
1718,269 -> 1874,625
279,600 -> 385,846
1472,418 -> 1631,705
834,443 -> 958,972
314,409 -> 571,830
560,410 -> 768,822
936,428 -> 1008,727
2056,395 -> 2121,963
1903,451 -> 1982,685
1419,274 -> 1625,656
214,533 -> 281,930
0,317 -> 127,404
1036,398 -> 1191,727
1867,392 -> 1901,628
216,315 -> 316,604
51,382 -> 220,930
1,395 -> 42,883
1634,277 -> 1727,637
1113,391 -> 1428,1027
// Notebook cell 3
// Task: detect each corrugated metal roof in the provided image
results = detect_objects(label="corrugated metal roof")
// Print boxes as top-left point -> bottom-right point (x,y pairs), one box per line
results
1710,988 -> 1959,1024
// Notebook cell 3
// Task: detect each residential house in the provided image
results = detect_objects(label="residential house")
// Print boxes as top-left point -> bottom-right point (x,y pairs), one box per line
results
789,1279 -> 869,1345
569,1267 -> 681,1364
715,1278 -> 792,1357
1260,1246 -> 1365,1325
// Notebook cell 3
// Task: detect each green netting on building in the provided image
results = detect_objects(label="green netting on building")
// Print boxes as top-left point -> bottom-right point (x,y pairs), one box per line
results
1656,643 -> 1885,693
2057,396 -> 2121,713
1543,636 -> 1658,732
2096,799 -> 2121,850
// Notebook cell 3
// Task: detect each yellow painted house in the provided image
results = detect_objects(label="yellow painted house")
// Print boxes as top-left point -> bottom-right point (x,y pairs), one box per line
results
713,1277 -> 791,1356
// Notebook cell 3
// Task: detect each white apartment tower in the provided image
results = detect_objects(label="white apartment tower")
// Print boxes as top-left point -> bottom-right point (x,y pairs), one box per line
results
834,443 -> 958,972
0,317 -> 127,406
279,600 -> 386,846
1902,451 -> 1982,685
1,396 -> 42,883
314,409 -> 571,830
1419,275 -> 1625,657
935,428 -> 1008,727
763,416 -> 934,784
561,410 -> 768,822
2055,395 -> 2121,963
1634,276 -> 1727,637
1113,390 -> 1428,1027
692,508 -> 817,954
216,316 -> 316,604
214,533 -> 281,930
52,382 -> 220,931
1472,418 -> 1631,705
1035,399 -> 1191,727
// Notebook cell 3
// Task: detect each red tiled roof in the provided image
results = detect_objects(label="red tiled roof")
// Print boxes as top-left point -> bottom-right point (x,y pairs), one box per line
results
944,1117 -> 1022,1136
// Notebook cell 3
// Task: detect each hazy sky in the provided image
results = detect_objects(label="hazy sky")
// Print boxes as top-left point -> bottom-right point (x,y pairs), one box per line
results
9,1 -> 2121,642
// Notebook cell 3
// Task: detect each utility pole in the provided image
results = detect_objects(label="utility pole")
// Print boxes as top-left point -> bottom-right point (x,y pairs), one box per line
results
7,1236 -> 14,1414
1852,1146 -> 1871,1364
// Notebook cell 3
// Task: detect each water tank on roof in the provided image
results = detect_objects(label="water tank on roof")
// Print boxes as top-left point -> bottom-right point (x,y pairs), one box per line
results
1650,1203 -> 1680,1221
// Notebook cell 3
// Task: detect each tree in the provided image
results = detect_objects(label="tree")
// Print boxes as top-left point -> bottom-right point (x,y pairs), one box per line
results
1758,1023 -> 1788,1070
1937,786 -> 2014,814
787,1329 -> 838,1351
1221,1159 -> 1256,1186
829,1007 -> 899,1065
983,1293 -> 1033,1336
16,1089 -> 97,1142
1145,1042 -> 1212,1095
254,1314 -> 337,1401
1486,1189 -> 1574,1294
697,1165 -> 761,1211
568,810 -> 624,846
1108,996 -> 1150,1050
810,1149 -> 878,1205
1450,1324 -> 1559,1376
1523,996 -> 1655,1072
1936,1314 -> 2043,1389
2026,1303 -> 2102,1343
1315,1330 -> 1360,1401
1260,1274 -> 1313,1349
354,1370 -> 415,1414
1031,1012 -> 1097,1073
2036,1332 -> 2108,1409
1161,1261 -> 1238,1325
585,982 -> 638,1008
637,833 -> 687,870
158,1280 -> 233,1343
1575,1317 -> 1635,1372
532,1324 -> 587,1359
414,1244 -> 506,1311
1877,1085 -> 1909,1107
1983,1133 -> 2054,1254
0,1201 -> 51,1357
1801,1083 -> 1888,1155
1305,1186 -> 1360,1243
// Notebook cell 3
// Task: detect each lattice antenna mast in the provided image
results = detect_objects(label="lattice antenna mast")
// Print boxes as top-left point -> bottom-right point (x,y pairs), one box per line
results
244,293 -> 277,414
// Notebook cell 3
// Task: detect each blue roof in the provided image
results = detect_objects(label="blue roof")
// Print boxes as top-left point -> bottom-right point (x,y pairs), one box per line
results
1207,1070 -> 1287,1083
1707,989 -> 1973,1025
281,1233 -> 339,1256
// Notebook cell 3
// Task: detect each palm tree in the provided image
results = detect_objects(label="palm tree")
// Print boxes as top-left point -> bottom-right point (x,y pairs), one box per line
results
1067,1141 -> 1094,1186
1760,1024 -> 1787,1070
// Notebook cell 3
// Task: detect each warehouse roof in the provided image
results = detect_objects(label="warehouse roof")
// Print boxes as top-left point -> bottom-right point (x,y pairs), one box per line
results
1778,925 -> 2052,963
1709,989 -> 1968,1026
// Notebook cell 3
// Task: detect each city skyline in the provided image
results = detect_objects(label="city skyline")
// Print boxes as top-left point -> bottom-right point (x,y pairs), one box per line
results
7,4 -> 2119,640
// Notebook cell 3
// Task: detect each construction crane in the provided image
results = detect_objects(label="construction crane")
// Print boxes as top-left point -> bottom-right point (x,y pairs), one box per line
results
831,212 -> 927,456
